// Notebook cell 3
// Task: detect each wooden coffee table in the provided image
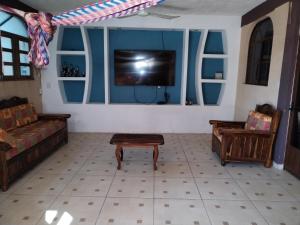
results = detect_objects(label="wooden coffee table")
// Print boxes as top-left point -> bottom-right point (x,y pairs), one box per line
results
110,134 -> 164,170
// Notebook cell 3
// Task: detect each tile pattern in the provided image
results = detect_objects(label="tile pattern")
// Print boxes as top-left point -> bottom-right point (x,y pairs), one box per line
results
0,133 -> 299,225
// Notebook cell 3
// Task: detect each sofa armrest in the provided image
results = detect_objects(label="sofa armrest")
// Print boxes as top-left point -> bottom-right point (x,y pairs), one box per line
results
0,142 -> 12,152
38,113 -> 71,120
0,129 -> 16,152
209,120 -> 245,128
218,128 -> 271,137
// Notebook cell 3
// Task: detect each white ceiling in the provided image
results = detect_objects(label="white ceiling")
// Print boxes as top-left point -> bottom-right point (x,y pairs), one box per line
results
19,0 -> 266,16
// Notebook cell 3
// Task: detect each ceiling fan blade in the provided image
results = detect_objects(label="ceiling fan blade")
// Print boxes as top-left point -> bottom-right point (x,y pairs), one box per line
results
149,12 -> 180,19
117,12 -> 138,19
156,4 -> 189,11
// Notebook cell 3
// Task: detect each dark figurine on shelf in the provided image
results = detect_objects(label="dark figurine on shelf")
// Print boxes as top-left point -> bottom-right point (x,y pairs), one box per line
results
70,64 -> 77,77
74,66 -> 80,77
81,71 -> 85,77
61,62 -> 69,77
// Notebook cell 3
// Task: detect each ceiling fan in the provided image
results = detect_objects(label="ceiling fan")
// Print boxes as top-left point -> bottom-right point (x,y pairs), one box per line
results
118,3 -> 189,20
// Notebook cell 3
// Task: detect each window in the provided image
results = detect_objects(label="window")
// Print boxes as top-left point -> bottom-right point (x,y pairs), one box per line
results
246,18 -> 273,86
0,11 -> 33,81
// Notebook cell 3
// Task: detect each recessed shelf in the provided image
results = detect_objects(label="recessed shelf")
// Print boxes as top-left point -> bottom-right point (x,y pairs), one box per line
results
57,51 -> 85,55
60,80 -> 85,104
58,77 -> 86,81
202,58 -> 225,80
201,79 -> 226,83
60,27 -> 84,51
204,31 -> 225,54
202,82 -> 223,106
202,54 -> 227,58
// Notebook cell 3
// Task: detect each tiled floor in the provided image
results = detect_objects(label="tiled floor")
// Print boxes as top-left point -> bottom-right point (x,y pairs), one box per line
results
0,133 -> 299,225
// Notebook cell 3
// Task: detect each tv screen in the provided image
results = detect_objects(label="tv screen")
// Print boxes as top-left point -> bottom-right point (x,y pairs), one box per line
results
114,50 -> 176,86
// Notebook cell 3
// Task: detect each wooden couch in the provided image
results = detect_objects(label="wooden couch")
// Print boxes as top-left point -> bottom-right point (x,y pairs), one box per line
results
0,97 -> 70,191
209,104 -> 280,167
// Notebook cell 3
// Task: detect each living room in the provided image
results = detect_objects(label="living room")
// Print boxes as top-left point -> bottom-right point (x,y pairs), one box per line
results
0,0 -> 299,225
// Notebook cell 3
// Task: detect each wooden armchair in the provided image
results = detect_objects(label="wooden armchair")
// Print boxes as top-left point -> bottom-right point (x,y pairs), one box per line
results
209,104 -> 281,168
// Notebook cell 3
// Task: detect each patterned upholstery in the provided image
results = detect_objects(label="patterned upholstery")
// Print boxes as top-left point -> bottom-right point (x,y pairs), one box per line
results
245,111 -> 272,131
5,120 -> 65,160
0,128 -> 17,148
12,104 -> 38,128
0,108 -> 17,131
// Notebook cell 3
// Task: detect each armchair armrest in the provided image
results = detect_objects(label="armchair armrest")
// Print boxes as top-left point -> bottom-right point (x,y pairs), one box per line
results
218,128 -> 271,137
209,120 -> 245,128
38,113 -> 71,120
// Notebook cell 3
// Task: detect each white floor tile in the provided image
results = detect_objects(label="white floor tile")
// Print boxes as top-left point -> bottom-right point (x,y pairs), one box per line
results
155,177 -> 200,199
96,198 -> 153,225
154,199 -> 211,225
204,200 -> 268,225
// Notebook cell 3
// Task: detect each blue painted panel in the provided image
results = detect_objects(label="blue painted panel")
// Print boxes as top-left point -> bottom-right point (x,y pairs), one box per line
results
202,83 -> 222,105
202,58 -> 224,79
61,28 -> 84,51
60,55 -> 86,77
109,29 -> 183,104
63,81 -> 85,103
187,31 -> 201,104
204,32 -> 224,54
88,29 -> 105,103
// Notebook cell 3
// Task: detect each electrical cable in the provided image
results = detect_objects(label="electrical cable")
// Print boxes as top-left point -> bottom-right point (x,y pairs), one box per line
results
134,85 -> 158,104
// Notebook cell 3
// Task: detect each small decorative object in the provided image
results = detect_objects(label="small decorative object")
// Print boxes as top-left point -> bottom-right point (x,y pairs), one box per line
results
185,99 -> 193,105
61,62 -> 83,77
74,66 -> 80,77
215,72 -> 223,80
61,62 -> 69,77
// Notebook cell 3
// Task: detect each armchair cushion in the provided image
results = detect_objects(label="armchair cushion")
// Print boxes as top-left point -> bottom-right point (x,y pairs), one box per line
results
0,108 -> 16,131
245,111 -> 272,131
13,104 -> 38,128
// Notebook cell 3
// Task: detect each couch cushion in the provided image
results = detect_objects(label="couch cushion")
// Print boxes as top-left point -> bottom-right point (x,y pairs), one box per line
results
5,120 -> 65,160
13,104 -> 38,127
245,111 -> 272,131
0,108 -> 17,131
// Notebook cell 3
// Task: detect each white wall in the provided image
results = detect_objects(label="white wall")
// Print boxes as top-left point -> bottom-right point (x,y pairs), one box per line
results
234,3 -> 289,120
41,15 -> 241,133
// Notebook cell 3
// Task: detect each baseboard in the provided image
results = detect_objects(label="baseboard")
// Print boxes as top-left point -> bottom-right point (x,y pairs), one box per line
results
273,161 -> 284,170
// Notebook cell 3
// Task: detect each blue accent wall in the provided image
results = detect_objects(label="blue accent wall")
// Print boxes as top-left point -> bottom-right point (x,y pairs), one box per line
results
202,83 -> 222,105
63,81 -> 85,103
204,32 -> 224,54
187,31 -> 201,104
109,29 -> 183,104
88,29 -> 105,103
61,28 -> 84,51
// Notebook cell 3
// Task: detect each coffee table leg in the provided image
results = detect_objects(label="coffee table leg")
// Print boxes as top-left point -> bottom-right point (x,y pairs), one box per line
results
115,145 -> 122,170
153,145 -> 159,170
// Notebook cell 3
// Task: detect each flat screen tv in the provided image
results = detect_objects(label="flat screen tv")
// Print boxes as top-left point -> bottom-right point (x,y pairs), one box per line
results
114,50 -> 176,86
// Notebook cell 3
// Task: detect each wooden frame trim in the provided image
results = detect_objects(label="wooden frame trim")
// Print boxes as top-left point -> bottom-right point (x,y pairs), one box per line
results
0,31 -> 33,81
241,0 -> 290,27
0,0 -> 38,13
274,0 -> 300,165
